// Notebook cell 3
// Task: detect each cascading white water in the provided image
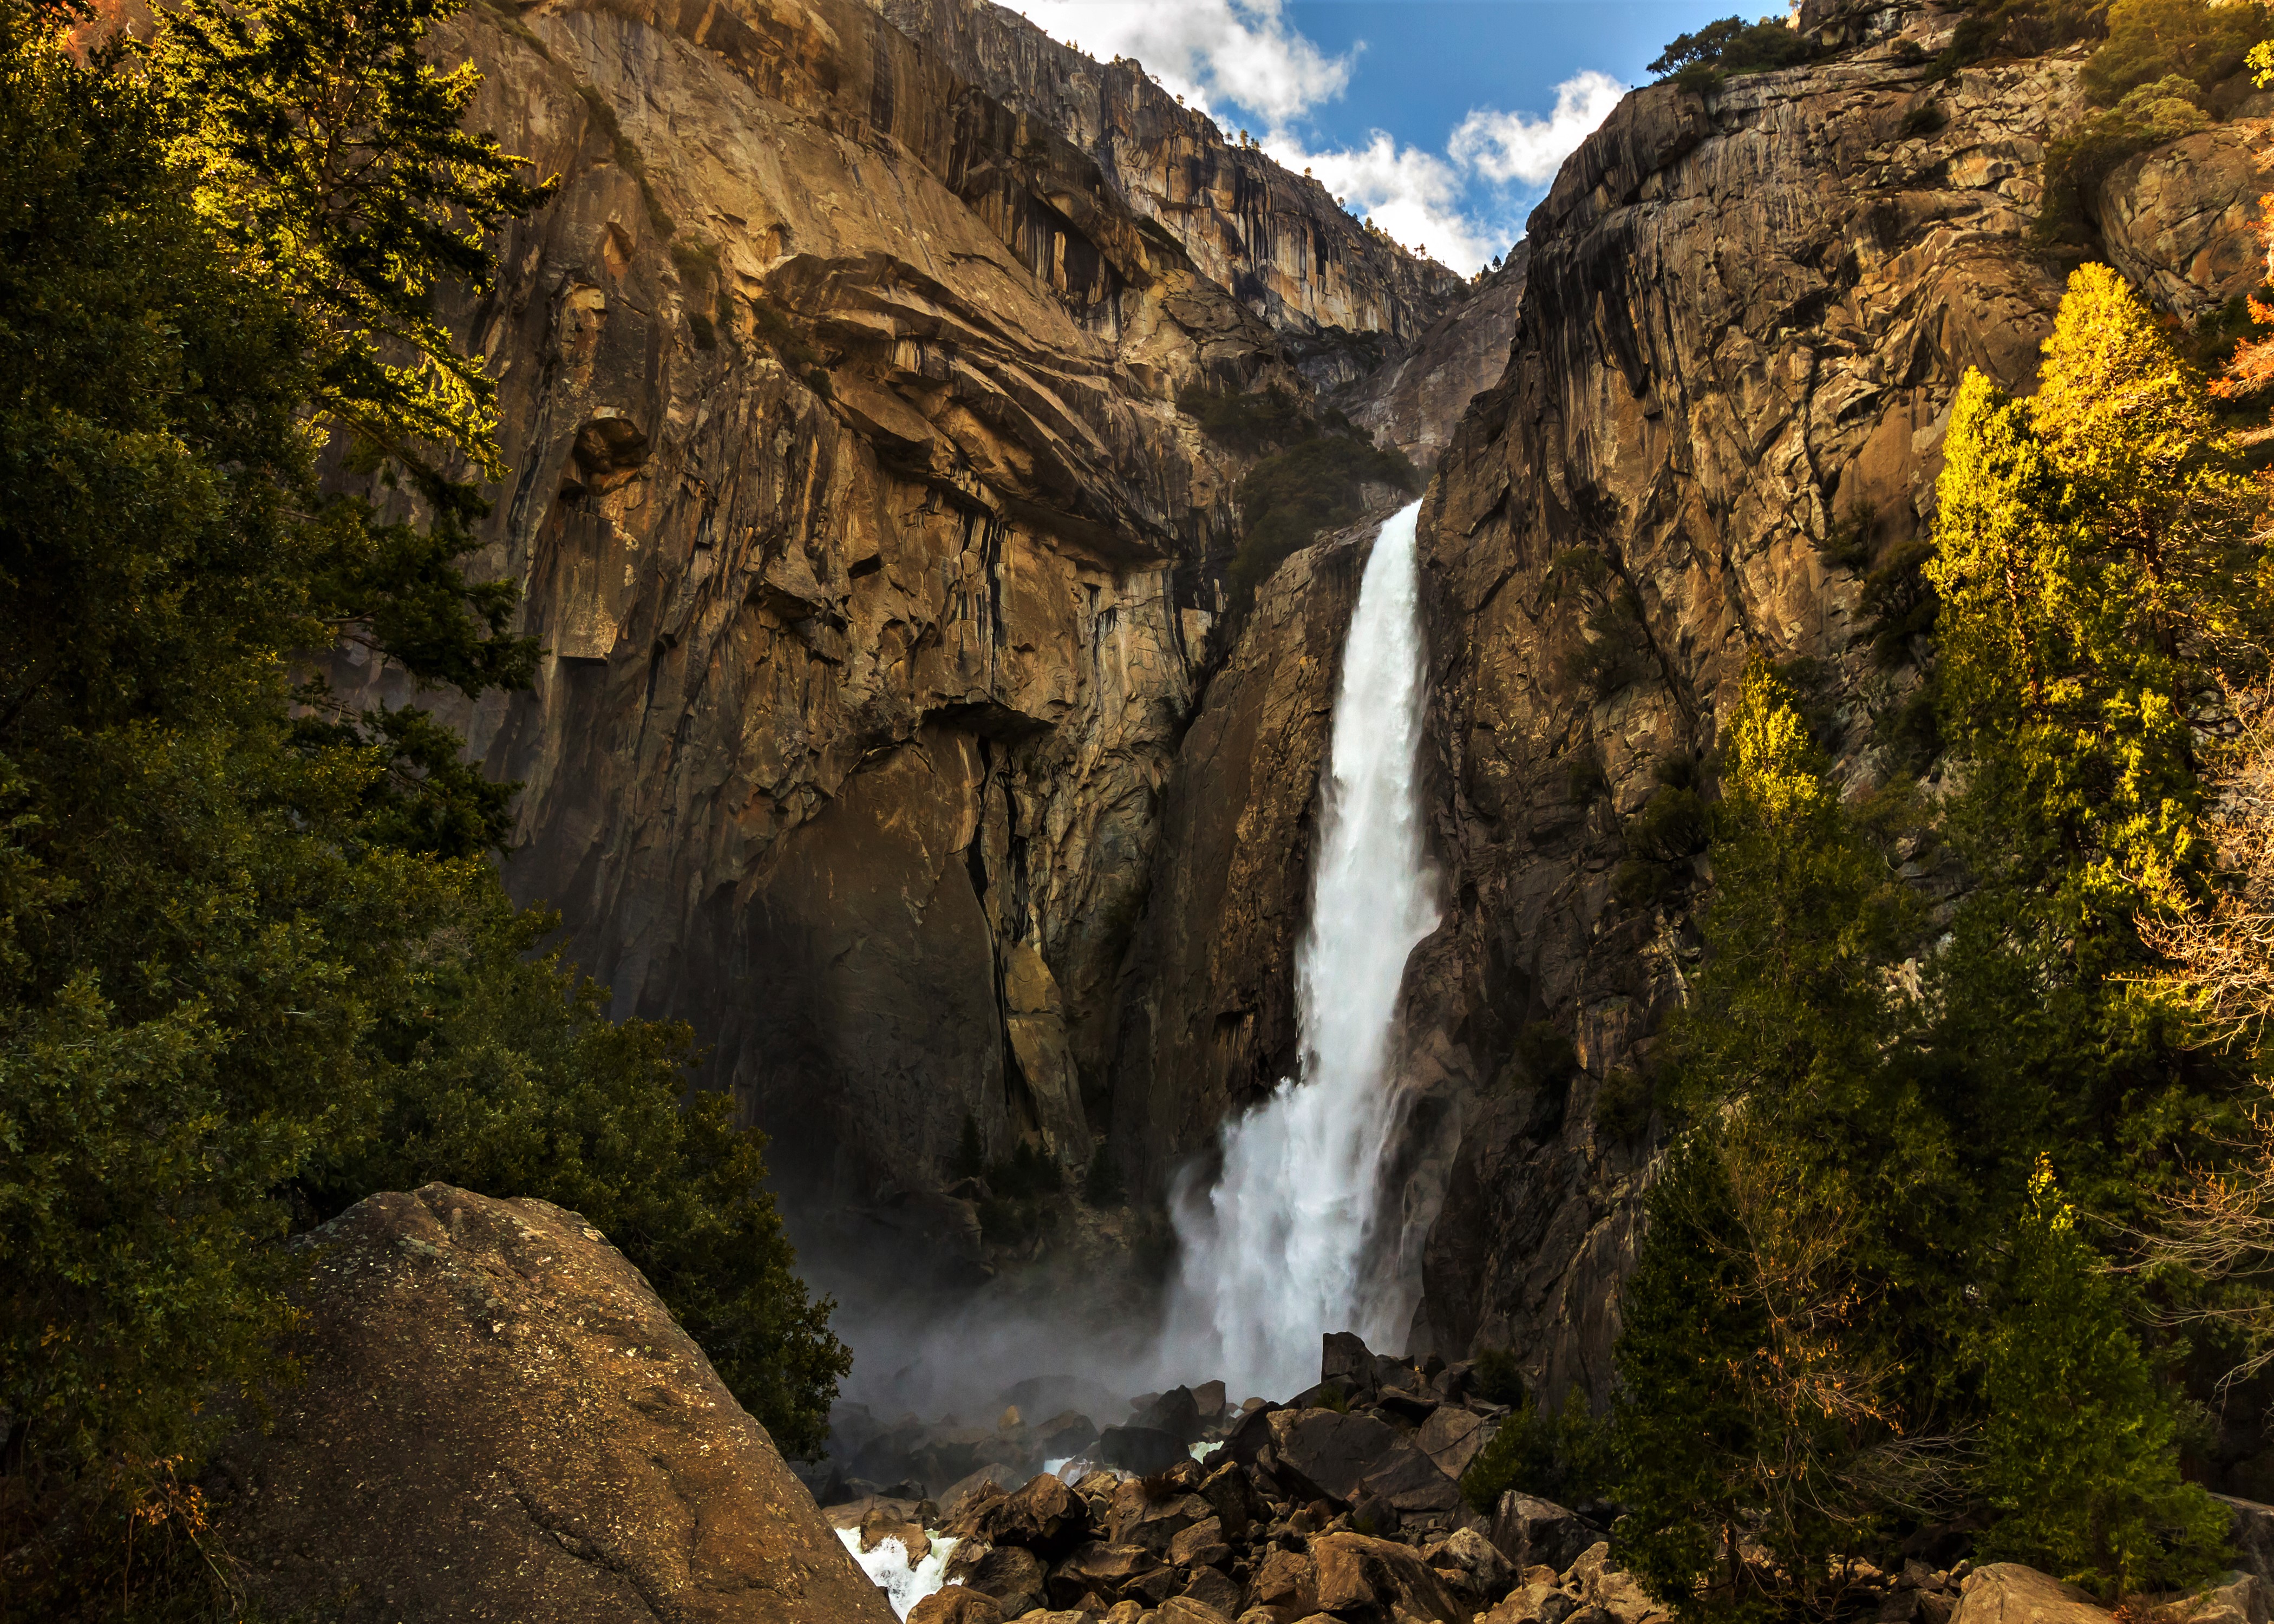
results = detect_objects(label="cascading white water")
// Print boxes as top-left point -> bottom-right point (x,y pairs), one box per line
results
1164,500 -> 1440,1402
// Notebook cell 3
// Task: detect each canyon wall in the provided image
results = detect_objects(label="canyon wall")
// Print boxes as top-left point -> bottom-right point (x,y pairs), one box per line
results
1401,2 -> 2270,1402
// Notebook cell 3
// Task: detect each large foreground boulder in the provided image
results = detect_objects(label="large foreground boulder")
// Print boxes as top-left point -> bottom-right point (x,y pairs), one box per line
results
209,1183 -> 894,1623
1949,1564 -> 2113,1624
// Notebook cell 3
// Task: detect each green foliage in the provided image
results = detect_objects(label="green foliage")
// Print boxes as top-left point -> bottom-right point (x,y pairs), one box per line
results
0,0 -> 845,1600
1551,549 -> 1655,699
1596,1068 -> 1655,1139
1227,422 -> 1419,611
1976,1158 -> 2230,1599
1649,16 -> 1822,90
1473,1344 -> 1529,1407
2035,77 -> 2211,246
1182,383 -> 1310,457
1931,0 -> 2108,76
952,1111 -> 988,1180
153,0 -> 558,486
1461,1387 -> 1609,1514
1610,266 -> 2269,1619
2081,0 -> 2269,105
1858,538 -> 1938,670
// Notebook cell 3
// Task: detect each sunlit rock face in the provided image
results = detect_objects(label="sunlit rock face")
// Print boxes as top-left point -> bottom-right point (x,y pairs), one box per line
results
1404,0 -> 2266,1402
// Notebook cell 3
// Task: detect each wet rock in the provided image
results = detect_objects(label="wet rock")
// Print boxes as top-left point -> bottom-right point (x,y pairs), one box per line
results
1168,1515 -> 1233,1568
1222,1403 -> 1285,1468
1101,1425 -> 1191,1476
1490,1494 -> 1599,1577
1159,1594 -> 1237,1624
969,1545 -> 1053,1616
1310,1530 -> 1466,1623
1266,1410 -> 1400,1507
1053,1542 -> 1172,1608
1193,1381 -> 1230,1425
947,1473 -> 1099,1558
1040,1412 -> 1103,1459
1321,1332 -> 1381,1399
1136,1386 -> 1206,1444
206,1185 -> 894,1624
944,1465 -> 1033,1520
1198,1462 -> 1270,1540
1181,1567 -> 1246,1618
913,1592 -> 1008,1624
1949,1564 -> 2114,1624
1109,1482 -> 1214,1553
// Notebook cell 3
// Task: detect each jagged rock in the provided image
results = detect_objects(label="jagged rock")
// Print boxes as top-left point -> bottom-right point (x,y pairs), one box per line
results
1223,1403 -> 1285,1468
1167,1515 -> 1232,1567
1490,1494 -> 1599,1576
1567,1542 -> 1670,1624
1310,1530 -> 1466,1623
1136,1386 -> 1206,1443
1360,1441 -> 1464,1519
1181,1567 -> 1246,1618
1039,1412 -> 1103,1459
1416,1406 -> 1491,1479
1108,1481 -> 1214,1551
1198,1462 -> 1270,1539
1429,1526 -> 1515,1602
944,1465 -> 1034,1519
207,1184 -> 895,1624
1949,1564 -> 2114,1624
1322,1332 -> 1382,1397
913,1591 -> 1008,1624
1052,1542 -> 1173,1608
1101,1424 -> 1191,1476
1193,1381 -> 1230,1423
1338,245 -> 1531,468
1266,1409 -> 1401,1507
946,1472 -> 1097,1558
1480,1576 -> 1582,1624
969,1545 -> 1053,1616
1248,1547 -> 1318,1615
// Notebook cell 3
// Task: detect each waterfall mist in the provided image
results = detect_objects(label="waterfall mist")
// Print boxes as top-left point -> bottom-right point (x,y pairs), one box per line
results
1162,500 -> 1440,1402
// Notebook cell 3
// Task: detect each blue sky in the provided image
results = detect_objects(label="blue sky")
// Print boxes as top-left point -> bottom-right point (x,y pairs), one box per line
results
1005,0 -> 1753,271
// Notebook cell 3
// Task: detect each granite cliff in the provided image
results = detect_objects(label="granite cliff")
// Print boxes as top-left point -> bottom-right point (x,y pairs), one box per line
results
357,0 -> 2268,1392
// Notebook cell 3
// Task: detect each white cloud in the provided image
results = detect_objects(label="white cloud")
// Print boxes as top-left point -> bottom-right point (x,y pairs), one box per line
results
1263,130 -> 1508,274
1007,0 -> 1351,125
1447,70 -> 1626,187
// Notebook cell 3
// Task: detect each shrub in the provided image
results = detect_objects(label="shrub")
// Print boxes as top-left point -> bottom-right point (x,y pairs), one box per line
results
1461,1387 -> 1609,1514
1083,1143 -> 1125,1206
1649,16 -> 1822,88
2035,75 -> 2209,245
2081,0 -> 2268,106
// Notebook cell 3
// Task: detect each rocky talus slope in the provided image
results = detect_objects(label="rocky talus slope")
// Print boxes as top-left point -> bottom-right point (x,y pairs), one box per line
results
1387,0 -> 2274,1399
815,1333 -> 2274,1624
328,0 -> 1484,1263
209,1185 -> 893,1622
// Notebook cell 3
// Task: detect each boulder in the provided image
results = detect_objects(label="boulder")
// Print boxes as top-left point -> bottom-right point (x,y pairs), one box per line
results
2185,1574 -> 2272,1624
1110,1487 -> 1213,1553
1322,1332 -> 1380,1399
1051,1542 -> 1171,1608
1360,1439 -> 1465,1517
946,1473 -> 1096,1558
1040,1411 -> 1103,1459
1248,1547 -> 1318,1615
1416,1407 -> 1491,1480
1167,1515 -> 1232,1568
912,1592 -> 1008,1624
1480,1579 -> 1580,1624
1267,1410 -> 1400,1505
1223,1403 -> 1284,1468
1950,1565 -> 2114,1624
1198,1462 -> 1269,1539
1567,1542 -> 1669,1624
1310,1530 -> 1466,1623
1137,1386 -> 1207,1444
1430,1526 -> 1514,1602
2223,1496 -> 2274,1588
206,1185 -> 894,1624
1100,1424 -> 1189,1476
1182,1567 -> 1245,1618
1160,1594 -> 1237,1624
1490,1492 -> 1599,1575
968,1546 -> 1051,1616
1192,1381 -> 1230,1424
943,1465 -> 1033,1521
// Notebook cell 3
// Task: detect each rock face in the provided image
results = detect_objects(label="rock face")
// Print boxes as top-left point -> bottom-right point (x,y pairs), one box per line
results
1398,1 -> 2259,1399
1339,246 -> 1531,470
210,1184 -> 894,1623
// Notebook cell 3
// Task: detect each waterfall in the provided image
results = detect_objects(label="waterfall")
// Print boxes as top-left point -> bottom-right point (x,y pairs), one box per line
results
1164,500 -> 1440,1402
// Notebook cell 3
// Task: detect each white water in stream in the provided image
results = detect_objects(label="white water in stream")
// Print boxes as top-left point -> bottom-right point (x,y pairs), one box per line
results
1163,500 -> 1440,1402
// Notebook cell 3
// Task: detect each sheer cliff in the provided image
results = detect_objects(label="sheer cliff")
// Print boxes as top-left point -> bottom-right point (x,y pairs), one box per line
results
323,0 -> 1495,1280
1396,3 -> 2271,1399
